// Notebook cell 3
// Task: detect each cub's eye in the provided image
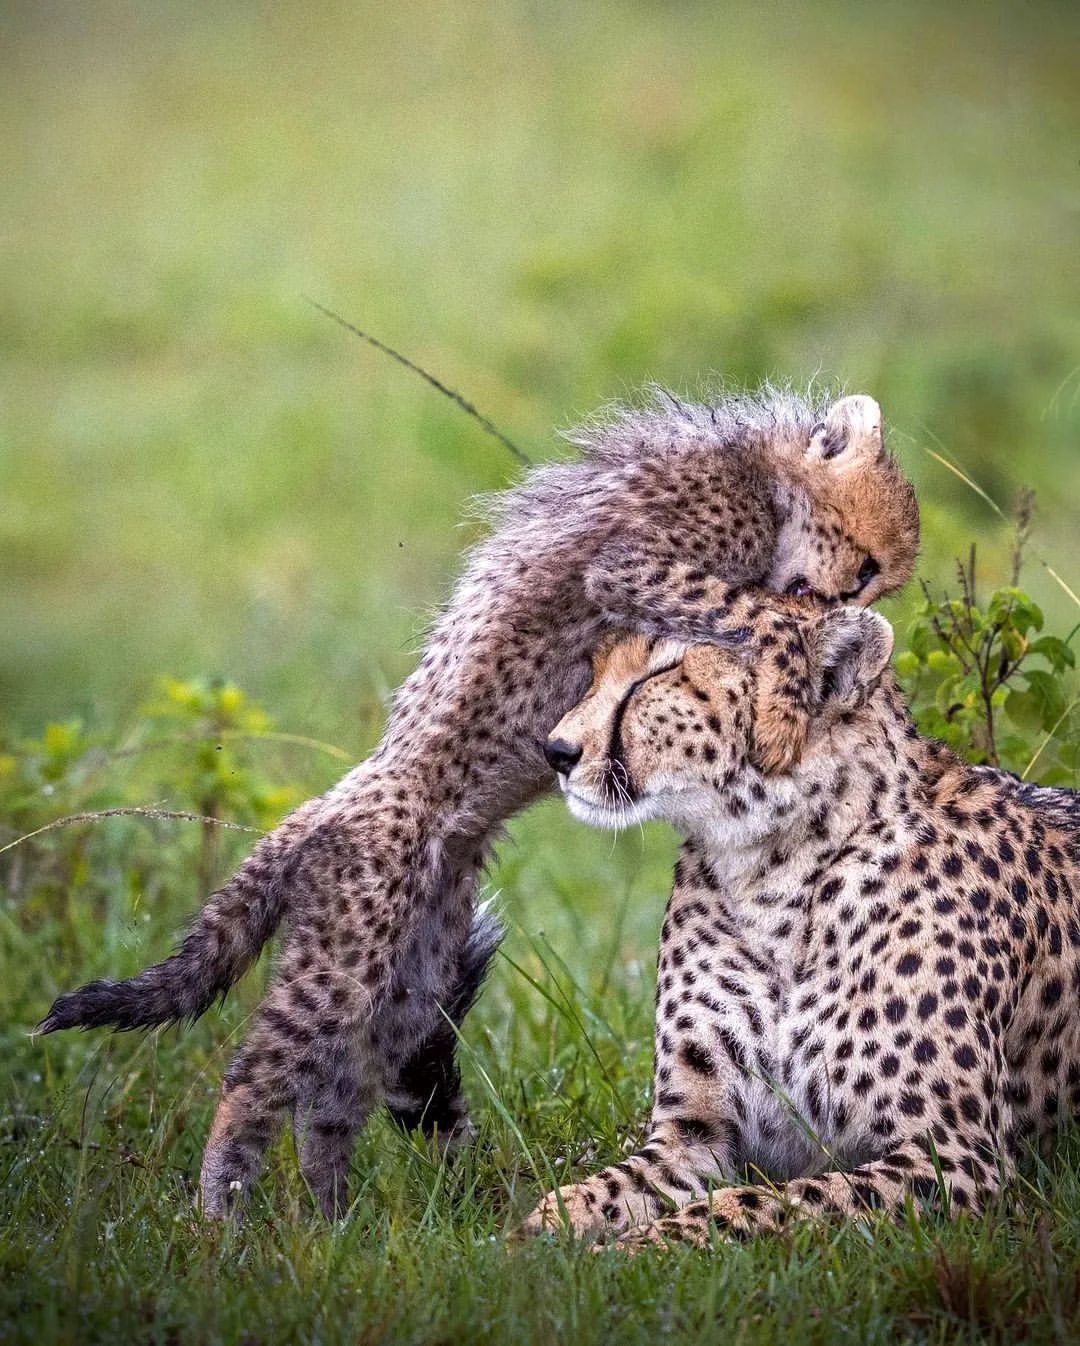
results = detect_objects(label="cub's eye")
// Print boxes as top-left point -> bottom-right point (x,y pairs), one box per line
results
857,556 -> 881,589
785,576 -> 814,598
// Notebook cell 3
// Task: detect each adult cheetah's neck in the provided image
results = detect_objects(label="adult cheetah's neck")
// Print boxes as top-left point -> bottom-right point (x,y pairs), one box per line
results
692,681 -> 925,900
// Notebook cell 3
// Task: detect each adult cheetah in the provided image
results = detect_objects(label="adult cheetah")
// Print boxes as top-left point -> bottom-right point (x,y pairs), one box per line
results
523,598 -> 1080,1248
39,390 -> 918,1220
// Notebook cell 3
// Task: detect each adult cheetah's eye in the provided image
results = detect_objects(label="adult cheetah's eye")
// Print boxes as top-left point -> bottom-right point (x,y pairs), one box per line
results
785,576 -> 814,598
857,556 -> 881,590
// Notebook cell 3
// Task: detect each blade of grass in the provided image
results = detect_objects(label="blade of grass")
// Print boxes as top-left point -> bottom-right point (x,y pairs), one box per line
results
0,806 -> 264,858
917,435 -> 1080,614
500,942 -> 635,1126
1021,695 -> 1080,781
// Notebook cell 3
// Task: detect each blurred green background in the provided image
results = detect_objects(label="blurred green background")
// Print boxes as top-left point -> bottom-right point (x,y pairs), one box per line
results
3,0 -> 1079,744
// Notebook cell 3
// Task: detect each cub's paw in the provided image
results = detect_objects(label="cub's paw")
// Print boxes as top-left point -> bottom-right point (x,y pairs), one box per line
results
432,1115 -> 477,1155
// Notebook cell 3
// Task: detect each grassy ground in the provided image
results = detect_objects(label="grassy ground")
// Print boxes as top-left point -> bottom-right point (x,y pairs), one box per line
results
4,793 -> 1080,1346
4,0 -> 1080,1341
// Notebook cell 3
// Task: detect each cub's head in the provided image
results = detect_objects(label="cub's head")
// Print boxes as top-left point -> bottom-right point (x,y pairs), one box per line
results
544,602 -> 894,837
770,394 -> 919,607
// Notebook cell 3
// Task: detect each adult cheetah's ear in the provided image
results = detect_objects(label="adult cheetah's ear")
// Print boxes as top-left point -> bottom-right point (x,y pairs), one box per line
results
809,607 -> 894,711
806,395 -> 884,466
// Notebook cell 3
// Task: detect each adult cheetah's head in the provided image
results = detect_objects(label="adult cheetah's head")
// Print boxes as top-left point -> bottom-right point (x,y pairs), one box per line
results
545,601 -> 894,837
769,394 -> 920,607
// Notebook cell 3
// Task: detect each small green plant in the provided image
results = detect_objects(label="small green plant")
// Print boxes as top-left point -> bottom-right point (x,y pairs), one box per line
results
896,545 -> 1079,783
0,718 -> 100,830
0,675 -> 304,903
140,676 -> 303,893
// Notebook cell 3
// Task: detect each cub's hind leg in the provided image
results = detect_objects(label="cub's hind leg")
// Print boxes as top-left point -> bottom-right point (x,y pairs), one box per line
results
199,812 -> 431,1217
199,981 -> 301,1218
291,904 -> 502,1212
291,1016 -> 377,1219
200,954 -> 376,1219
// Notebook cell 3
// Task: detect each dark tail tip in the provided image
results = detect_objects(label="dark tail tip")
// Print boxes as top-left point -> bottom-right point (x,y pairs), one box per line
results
35,979 -> 162,1035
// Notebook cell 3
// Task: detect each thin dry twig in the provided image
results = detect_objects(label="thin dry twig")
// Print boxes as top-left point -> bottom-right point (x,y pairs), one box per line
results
101,728 -> 356,765
305,298 -> 532,469
1012,487 -> 1035,586
0,807 -> 265,858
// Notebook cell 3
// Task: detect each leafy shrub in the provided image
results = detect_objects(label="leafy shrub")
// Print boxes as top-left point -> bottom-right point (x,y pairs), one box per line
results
896,549 -> 1079,784
0,676 -> 304,911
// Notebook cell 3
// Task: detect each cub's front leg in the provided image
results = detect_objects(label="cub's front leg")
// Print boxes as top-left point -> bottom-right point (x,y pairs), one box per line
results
584,554 -> 810,773
585,544 -> 752,646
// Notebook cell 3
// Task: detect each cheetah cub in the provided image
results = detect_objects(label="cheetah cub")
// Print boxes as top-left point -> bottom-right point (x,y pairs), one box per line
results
39,389 -> 918,1220
523,600 -> 1080,1249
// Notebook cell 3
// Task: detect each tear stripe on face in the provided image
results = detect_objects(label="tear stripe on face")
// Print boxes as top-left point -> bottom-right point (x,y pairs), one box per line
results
606,644 -> 687,801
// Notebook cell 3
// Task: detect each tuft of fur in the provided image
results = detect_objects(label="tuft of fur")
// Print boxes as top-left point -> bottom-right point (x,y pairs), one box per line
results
480,382 -> 835,531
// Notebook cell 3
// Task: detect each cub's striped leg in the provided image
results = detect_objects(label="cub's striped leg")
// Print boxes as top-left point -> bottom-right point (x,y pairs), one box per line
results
200,963 -> 372,1219
292,1029 -> 377,1219
385,905 -> 503,1148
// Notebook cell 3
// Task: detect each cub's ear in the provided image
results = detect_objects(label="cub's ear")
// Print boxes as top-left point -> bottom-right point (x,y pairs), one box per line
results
806,394 -> 884,466
809,607 -> 894,709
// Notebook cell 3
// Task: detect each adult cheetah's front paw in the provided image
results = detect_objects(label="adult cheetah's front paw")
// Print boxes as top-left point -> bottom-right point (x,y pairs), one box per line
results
612,1216 -> 702,1254
516,1184 -> 610,1241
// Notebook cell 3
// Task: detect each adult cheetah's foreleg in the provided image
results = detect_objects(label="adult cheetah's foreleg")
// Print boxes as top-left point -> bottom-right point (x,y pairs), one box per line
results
612,1137 -> 1010,1252
517,1117 -> 738,1240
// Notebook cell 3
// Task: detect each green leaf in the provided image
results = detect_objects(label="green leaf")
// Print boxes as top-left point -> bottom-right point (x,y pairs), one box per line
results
1029,635 -> 1076,672
989,587 -> 1043,635
1015,669 -> 1067,731
1004,689 -> 1044,734
926,649 -> 963,676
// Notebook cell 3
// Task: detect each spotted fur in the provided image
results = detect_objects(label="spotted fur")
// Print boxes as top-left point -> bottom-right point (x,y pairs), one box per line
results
523,601 -> 1080,1249
37,389 -> 918,1219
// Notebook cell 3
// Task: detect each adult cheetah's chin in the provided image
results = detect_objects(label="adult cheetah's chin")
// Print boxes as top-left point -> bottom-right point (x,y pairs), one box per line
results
562,790 -> 656,831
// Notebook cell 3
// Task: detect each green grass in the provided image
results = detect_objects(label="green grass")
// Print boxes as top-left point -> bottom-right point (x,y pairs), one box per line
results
4,0 -> 1080,1340
5,794 -> 1080,1345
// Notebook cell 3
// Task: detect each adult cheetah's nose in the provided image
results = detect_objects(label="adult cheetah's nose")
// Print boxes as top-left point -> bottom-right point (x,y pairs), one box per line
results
544,738 -> 582,776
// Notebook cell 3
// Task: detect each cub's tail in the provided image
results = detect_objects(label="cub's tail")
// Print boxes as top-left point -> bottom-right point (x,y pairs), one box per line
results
36,802 -> 324,1036
386,902 -> 504,1137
